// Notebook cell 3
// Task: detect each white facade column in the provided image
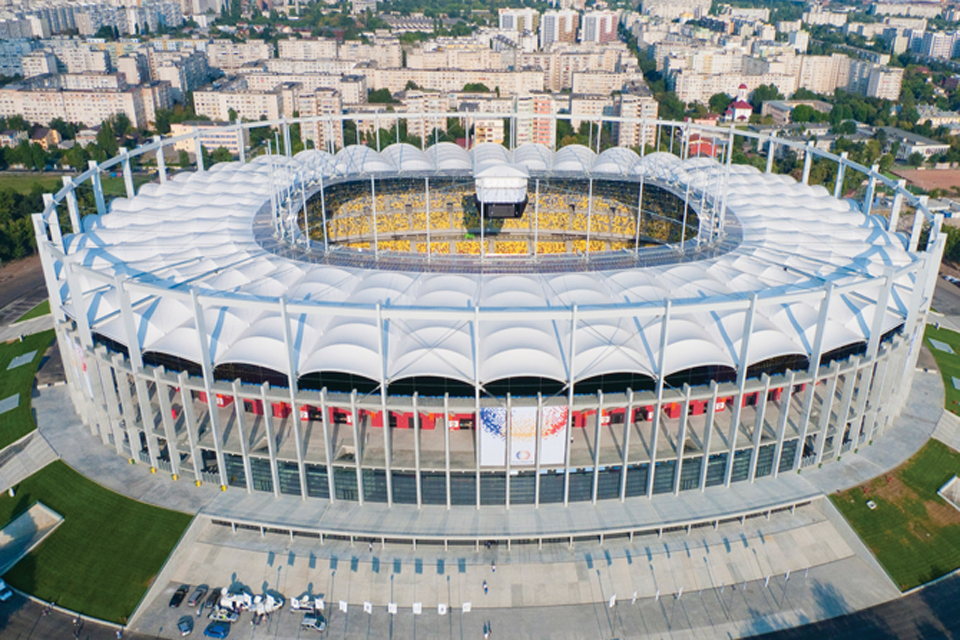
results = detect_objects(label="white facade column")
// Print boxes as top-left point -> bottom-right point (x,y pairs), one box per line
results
813,365 -> 841,464
190,288 -> 228,487
376,303 -> 392,506
154,135 -> 167,184
319,388 -> 336,502
889,180 -> 906,235
771,371 -> 795,478
647,301 -> 671,498
672,384 -> 690,495
862,164 -> 880,216
88,160 -> 106,215
535,392 -> 543,506
62,176 -> 81,234
591,391 -> 603,504
505,393 -> 512,508
585,178 -> 593,256
801,141 -> 814,185
747,374 -> 771,482
620,389 -> 634,501
473,306 -> 482,509
230,380 -> 253,493
833,359 -> 860,460
564,305 -> 578,505
121,151 -> 134,199
350,390 -> 364,505
155,367 -> 182,477
444,393 -> 451,509
94,352 -> 123,450
765,132 -> 776,174
724,293 -> 757,486
260,384 -> 281,497
698,381 -> 718,491
113,354 -> 144,461
194,128 -> 204,172
177,371 -> 203,483
279,297 -> 309,499
909,196 -> 928,252
283,119 -> 292,157
833,152 -> 847,198
42,194 -> 63,251
413,392 -> 423,508
236,119 -> 245,164
793,284 -> 833,470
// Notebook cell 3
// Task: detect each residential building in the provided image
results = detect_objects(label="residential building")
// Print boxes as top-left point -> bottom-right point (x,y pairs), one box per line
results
0,129 -> 26,147
615,80 -> 658,148
581,10 -> 618,44
539,10 -> 578,49
297,88 -> 343,152
498,8 -> 539,33
193,78 -> 284,122
514,92 -> 554,147
399,89 -> 448,140
880,126 -> 950,159
760,99 -> 832,126
568,93 -> 615,128
170,121 -> 249,156
22,51 -> 58,78
872,2 -> 942,18
640,0 -> 710,21
30,126 -> 60,150
802,3 -> 848,26
206,40 -> 272,71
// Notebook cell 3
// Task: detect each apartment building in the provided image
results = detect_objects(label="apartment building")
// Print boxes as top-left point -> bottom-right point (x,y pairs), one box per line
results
498,8 -> 539,33
571,70 -> 629,95
206,40 -> 272,71
641,0 -> 710,21
149,49 -> 211,101
193,79 -> 283,122
55,45 -> 110,74
615,81 -> 658,149
21,50 -> 58,78
277,37 -> 338,60
371,68 -> 544,96
581,10 -> 619,44
514,92 -> 554,147
399,89 -> 448,140
0,82 -> 150,127
802,3 -> 848,26
540,10 -> 578,49
170,120 -> 248,156
568,93 -> 615,128
243,72 -> 367,104
297,88 -> 344,152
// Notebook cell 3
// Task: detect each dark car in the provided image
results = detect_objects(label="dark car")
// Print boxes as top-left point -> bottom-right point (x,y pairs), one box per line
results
203,621 -> 230,638
187,585 -> 208,607
177,615 -> 194,636
169,585 -> 190,608
203,589 -> 221,610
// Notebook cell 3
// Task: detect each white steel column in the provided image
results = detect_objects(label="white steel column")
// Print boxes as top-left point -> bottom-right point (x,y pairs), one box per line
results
833,359 -> 859,461
585,178 -> 593,256
793,284 -> 833,470
801,142 -> 813,185
889,180 -> 906,235
647,301 -> 670,498
444,393 -> 451,509
771,371 -> 796,478
813,365 -> 841,464
634,177 -> 644,252
113,355 -> 143,461
177,371 -> 203,483
371,176 -> 379,255
535,392 -> 543,506
62,176 -> 81,234
154,368 -> 182,477
121,151 -> 134,198
473,306 -> 482,509
88,161 -> 106,215
236,119 -> 245,164
698,381 -> 719,491
191,288 -> 227,487
413,392 -> 422,508
863,164 -> 880,216
833,153 -> 847,198
319,388 -> 336,502
425,178 -> 431,256
376,303 -> 392,506
231,380 -> 254,493
765,132 -> 776,174
724,293 -> 757,487
350,390 -> 364,505
94,352 -> 122,450
154,136 -> 167,184
852,275 -> 893,436
280,298 -> 309,499
534,178 -> 539,256
320,173 -> 329,252
260,384 -> 281,497
747,374 -> 771,482
591,391 -> 603,504
564,305 -> 578,506
673,384 -> 691,495
620,389 -> 634,501
194,129 -> 204,171
505,393 -> 512,508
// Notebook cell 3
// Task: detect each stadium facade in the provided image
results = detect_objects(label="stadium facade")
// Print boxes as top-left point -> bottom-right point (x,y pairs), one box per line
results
33,114 -> 944,516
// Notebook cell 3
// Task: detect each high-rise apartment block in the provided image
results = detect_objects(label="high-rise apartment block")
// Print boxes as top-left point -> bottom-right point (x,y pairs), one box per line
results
540,10 -> 579,48
580,10 -> 618,44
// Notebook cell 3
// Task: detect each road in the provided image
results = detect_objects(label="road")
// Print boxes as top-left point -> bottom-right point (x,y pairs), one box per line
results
0,592 -> 154,640
0,255 -> 47,326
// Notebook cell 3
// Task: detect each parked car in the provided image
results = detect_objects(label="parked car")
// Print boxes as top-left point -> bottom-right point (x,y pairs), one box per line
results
203,589 -> 221,611
169,585 -> 190,608
188,585 -> 209,607
301,611 -> 326,631
0,579 -> 12,602
177,615 -> 194,636
203,621 -> 230,638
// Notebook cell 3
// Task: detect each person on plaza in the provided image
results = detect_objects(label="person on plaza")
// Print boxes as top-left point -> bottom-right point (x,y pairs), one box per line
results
483,580 -> 488,595
491,561 -> 496,573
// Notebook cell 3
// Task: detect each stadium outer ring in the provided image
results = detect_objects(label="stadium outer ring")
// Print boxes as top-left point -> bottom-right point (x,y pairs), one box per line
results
31,113 -> 945,536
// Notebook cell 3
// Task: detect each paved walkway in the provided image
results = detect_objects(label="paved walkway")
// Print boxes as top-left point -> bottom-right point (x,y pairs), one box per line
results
0,315 -> 53,343
0,431 -> 59,494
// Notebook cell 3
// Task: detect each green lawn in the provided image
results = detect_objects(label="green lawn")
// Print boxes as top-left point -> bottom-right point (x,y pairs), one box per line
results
0,330 -> 55,450
0,172 -> 152,196
831,439 -> 960,591
14,300 -> 49,323
0,461 -> 192,623
924,325 -> 960,415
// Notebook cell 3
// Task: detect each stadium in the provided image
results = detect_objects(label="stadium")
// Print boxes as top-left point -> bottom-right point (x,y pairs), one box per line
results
32,113 -> 944,523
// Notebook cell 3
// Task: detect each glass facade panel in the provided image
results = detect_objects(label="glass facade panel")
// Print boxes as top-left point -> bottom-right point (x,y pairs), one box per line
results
392,472 -> 417,504
539,472 -> 565,503
755,444 -> 776,478
422,472 -> 446,505
623,464 -> 648,497
705,453 -> 726,487
304,463 -> 329,499
597,468 -> 621,501
224,453 -> 245,488
278,460 -> 302,496
567,469 -> 592,502
731,449 -> 751,483
509,472 -> 535,505
450,473 -> 477,506
779,439 -> 798,473
678,456 -> 702,491
333,466 -> 358,501
480,474 -> 505,505
363,469 -> 388,503
249,456 -> 273,493
652,460 -> 675,494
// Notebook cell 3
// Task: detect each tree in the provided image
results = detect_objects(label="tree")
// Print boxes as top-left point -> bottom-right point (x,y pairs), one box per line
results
907,151 -> 924,167
404,80 -> 421,90
367,88 -> 397,103
749,84 -> 784,113
462,82 -> 491,93
49,118 -> 78,141
228,108 -> 238,122
178,149 -> 190,167
110,112 -> 132,137
96,121 -> 119,159
708,93 -> 732,115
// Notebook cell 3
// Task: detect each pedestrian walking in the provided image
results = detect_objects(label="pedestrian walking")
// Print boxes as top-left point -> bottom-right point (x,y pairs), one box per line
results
369,541 -> 373,552
491,561 -> 496,573
483,580 -> 488,595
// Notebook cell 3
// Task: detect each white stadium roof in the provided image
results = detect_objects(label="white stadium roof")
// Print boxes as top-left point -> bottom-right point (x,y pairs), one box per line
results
62,143 -> 917,388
